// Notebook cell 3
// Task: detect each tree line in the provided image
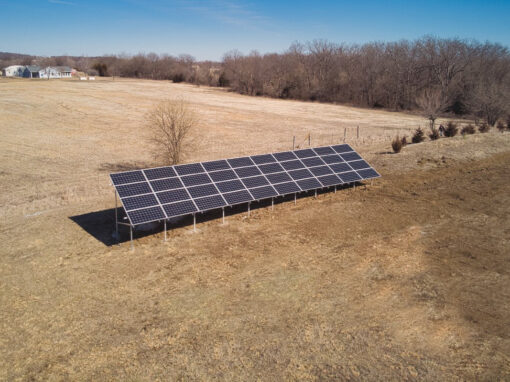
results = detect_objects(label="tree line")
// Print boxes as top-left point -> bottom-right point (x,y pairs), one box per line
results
2,36 -> 509,124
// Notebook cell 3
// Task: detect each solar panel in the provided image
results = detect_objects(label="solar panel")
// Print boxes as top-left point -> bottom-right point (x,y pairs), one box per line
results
110,143 -> 380,225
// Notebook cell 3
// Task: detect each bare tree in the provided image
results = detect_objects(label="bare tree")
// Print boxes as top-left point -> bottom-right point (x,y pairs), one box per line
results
147,100 -> 197,165
416,87 -> 444,129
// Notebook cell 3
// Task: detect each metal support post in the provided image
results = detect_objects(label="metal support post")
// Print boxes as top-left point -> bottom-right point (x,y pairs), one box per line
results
334,185 -> 337,193
130,226 -> 134,250
164,220 -> 167,241
222,207 -> 225,224
248,202 -> 251,217
193,214 -> 196,232
315,189 -> 317,198
294,193 -> 297,205
114,189 -> 118,236
271,198 -> 274,211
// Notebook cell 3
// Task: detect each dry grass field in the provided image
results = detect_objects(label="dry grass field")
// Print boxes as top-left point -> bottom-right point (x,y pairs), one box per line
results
1,77 -> 510,380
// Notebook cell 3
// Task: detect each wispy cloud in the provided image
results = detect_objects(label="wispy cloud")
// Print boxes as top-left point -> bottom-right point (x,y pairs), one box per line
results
48,0 -> 75,5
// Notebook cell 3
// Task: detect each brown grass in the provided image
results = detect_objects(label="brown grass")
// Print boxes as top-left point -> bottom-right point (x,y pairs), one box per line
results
1,77 -> 510,380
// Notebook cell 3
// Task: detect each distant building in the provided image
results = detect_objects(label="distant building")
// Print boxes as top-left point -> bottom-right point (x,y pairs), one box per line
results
39,66 -> 62,79
2,65 -> 24,77
23,65 -> 41,78
54,66 -> 73,78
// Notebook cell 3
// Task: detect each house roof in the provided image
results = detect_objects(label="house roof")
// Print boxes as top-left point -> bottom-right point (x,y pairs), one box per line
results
25,65 -> 41,72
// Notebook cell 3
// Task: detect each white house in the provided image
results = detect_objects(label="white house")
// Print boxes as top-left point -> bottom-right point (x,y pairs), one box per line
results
39,66 -> 62,79
2,65 -> 25,77
54,66 -> 72,77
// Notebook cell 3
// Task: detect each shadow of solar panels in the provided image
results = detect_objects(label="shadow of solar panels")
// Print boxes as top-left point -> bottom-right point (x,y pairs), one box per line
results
110,143 -> 380,226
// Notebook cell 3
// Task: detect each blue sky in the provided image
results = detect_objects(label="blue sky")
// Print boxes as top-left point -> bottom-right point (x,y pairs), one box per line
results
1,0 -> 509,60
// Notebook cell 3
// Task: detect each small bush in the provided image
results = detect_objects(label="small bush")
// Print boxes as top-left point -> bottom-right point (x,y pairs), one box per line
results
444,122 -> 458,137
429,127 -> 440,140
401,136 -> 408,146
507,116 -> 510,131
479,122 -> 490,133
461,124 -> 475,135
412,127 -> 425,143
497,120 -> 506,132
392,135 -> 403,153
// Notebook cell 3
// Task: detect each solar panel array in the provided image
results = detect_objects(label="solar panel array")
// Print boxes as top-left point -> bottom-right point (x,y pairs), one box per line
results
110,144 -> 380,226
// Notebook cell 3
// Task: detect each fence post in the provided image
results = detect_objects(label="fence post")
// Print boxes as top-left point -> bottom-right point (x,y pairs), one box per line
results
357,125 -> 359,139
308,134 -> 311,147
343,127 -> 347,142
293,136 -> 295,150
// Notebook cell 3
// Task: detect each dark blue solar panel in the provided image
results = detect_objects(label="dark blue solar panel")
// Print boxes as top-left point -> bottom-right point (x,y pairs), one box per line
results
180,173 -> 211,187
111,171 -> 145,186
234,166 -> 262,178
258,163 -> 285,174
208,169 -> 237,182
348,160 -> 370,170
317,175 -> 343,187
340,152 -> 362,161
163,200 -> 197,218
357,168 -> 380,179
250,185 -> 278,200
313,146 -> 335,155
329,162 -> 352,173
188,183 -> 218,198
150,177 -> 183,192
156,188 -> 190,204
320,154 -> 344,164
227,157 -> 254,168
241,175 -> 269,188
201,160 -> 230,172
251,154 -> 276,164
280,160 -> 305,170
338,171 -> 362,183
288,169 -> 314,180
144,167 -> 176,180
215,179 -> 246,193
296,178 -> 322,191
116,182 -> 152,198
222,190 -> 253,205
174,163 -> 205,176
121,194 -> 159,211
128,206 -> 166,225
310,166 -> 333,176
266,172 -> 292,184
331,144 -> 354,153
194,195 -> 226,211
273,181 -> 300,195
301,156 -> 324,167
273,151 -> 297,161
294,149 -> 316,158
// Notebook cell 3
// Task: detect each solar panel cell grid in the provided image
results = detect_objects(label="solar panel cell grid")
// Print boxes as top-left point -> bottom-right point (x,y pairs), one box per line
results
296,178 -> 322,191
208,169 -> 237,182
116,182 -> 152,198
128,206 -> 166,225
187,183 -> 218,198
143,167 -> 176,180
150,177 -> 184,192
156,188 -> 190,204
215,179 -> 246,193
111,171 -> 145,186
357,168 -> 380,179
180,173 -> 211,187
227,157 -> 254,168
265,172 -> 292,184
222,190 -> 253,205
258,163 -> 285,174
273,151 -> 297,161
201,160 -> 230,172
331,144 -> 354,153
273,181 -> 300,195
234,166 -> 262,178
241,175 -> 269,188
338,171 -> 362,183
340,152 -> 362,161
251,154 -> 276,164
317,174 -> 343,187
194,195 -> 226,211
163,200 -> 197,218
288,169 -> 314,180
294,149 -> 316,158
348,160 -> 370,170
329,162 -> 352,173
320,154 -> 344,164
121,194 -> 159,211
310,166 -> 333,176
174,163 -> 205,176
313,146 -> 335,155
250,185 -> 278,200
280,160 -> 305,170
301,156 -> 324,167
